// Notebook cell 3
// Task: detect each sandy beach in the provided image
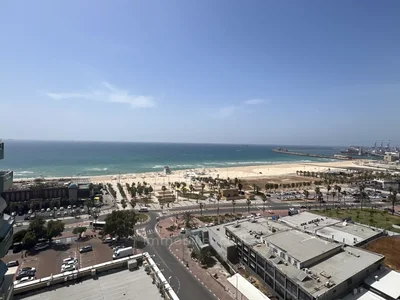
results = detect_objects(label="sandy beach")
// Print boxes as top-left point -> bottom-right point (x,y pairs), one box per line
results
15,160 -> 373,188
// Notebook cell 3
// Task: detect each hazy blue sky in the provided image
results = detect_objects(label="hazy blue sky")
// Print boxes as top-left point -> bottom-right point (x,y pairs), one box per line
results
1,0 -> 399,146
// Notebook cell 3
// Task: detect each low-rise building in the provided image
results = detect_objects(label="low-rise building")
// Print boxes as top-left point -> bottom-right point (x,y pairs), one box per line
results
155,189 -> 176,203
220,188 -> 240,200
279,212 -> 384,246
206,215 -> 385,300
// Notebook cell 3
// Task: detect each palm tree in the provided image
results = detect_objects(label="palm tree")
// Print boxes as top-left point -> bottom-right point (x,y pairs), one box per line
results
234,177 -> 239,187
341,190 -> 347,206
326,185 -> 331,204
303,189 -> 309,207
232,200 -> 236,214
358,184 -> 366,210
262,196 -> 267,211
389,188 -> 398,215
238,182 -> 243,192
246,199 -> 251,213
183,212 -> 193,228
162,185 -> 167,202
216,193 -> 221,221
199,203 -> 204,216
201,183 -> 205,195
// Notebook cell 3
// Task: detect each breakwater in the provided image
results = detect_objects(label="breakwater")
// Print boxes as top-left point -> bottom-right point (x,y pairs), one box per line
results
272,148 -> 352,160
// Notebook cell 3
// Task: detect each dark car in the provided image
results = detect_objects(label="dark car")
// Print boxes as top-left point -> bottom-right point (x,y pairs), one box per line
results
23,215 -> 30,221
12,242 -> 23,253
16,267 -> 36,280
6,260 -> 19,267
79,245 -> 93,253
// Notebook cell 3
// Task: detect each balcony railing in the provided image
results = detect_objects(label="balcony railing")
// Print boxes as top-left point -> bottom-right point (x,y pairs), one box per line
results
0,171 -> 13,194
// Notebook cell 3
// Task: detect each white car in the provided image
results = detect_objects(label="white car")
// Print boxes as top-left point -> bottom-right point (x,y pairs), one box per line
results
46,208 -> 51,212
62,257 -> 78,264
11,212 -> 16,217
14,222 -> 23,227
61,264 -> 76,272
15,277 -> 34,284
28,210 -> 33,214
60,207 -> 64,211
67,205 -> 72,209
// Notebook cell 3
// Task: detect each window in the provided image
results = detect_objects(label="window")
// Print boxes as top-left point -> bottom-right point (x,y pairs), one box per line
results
265,273 -> 274,287
266,262 -> 274,276
275,270 -> 285,286
257,266 -> 264,279
237,240 -> 242,247
243,256 -> 248,263
275,283 -> 285,298
226,230 -> 231,237
250,262 -> 256,271
299,289 -> 312,300
257,255 -> 265,268
286,292 -> 296,300
280,252 -> 286,259
243,245 -> 248,253
250,251 -> 256,258
288,256 -> 292,264
287,279 -> 297,296
237,250 -> 242,257
212,237 -> 216,242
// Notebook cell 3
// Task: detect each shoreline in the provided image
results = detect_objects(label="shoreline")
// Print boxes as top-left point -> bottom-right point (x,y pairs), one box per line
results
13,160 -> 375,185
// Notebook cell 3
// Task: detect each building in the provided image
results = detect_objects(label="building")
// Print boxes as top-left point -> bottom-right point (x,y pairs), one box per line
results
1,180 -> 97,213
384,153 -> 398,163
188,228 -> 210,256
372,180 -> 400,192
0,140 -> 15,300
207,216 -> 384,300
155,189 -> 176,203
279,212 -> 384,246
220,188 -> 240,200
12,252 -> 179,300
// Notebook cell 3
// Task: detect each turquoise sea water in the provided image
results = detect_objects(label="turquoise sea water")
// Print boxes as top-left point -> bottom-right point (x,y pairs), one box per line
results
0,140 -> 340,178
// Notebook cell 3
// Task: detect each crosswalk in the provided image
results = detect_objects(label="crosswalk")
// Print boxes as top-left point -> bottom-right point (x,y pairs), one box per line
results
136,228 -> 155,238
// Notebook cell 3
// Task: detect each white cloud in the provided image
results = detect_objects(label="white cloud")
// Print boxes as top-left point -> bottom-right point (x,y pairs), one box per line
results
46,82 -> 155,108
243,99 -> 265,105
212,106 -> 236,118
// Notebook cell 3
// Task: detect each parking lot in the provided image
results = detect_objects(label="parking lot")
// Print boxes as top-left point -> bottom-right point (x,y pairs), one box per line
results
4,236 -> 114,279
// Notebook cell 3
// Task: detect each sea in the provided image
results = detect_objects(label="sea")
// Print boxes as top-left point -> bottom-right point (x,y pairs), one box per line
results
0,140 -> 341,179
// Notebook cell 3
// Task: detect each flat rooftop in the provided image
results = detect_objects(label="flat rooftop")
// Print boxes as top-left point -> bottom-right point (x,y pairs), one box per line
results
226,218 -> 290,246
316,222 -> 382,245
364,267 -> 400,299
279,211 -> 339,229
302,247 -> 384,298
265,230 -> 341,263
15,268 -> 163,300
279,212 -> 383,246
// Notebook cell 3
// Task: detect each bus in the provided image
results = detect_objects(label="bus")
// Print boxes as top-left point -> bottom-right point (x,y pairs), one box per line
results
90,220 -> 106,229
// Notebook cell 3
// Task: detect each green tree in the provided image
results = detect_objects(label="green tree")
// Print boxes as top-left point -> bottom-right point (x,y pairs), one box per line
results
22,231 -> 37,249
262,196 -> 267,211
232,200 -> 236,214
130,199 -> 136,210
216,193 -> 221,219
183,212 -> 193,228
238,182 -> 243,191
389,189 -> 398,215
199,248 -> 212,265
148,186 -> 153,197
13,229 -> 28,244
131,186 -> 137,198
72,226 -> 87,236
199,203 -> 204,216
246,199 -> 251,213
121,199 -> 127,209
326,185 -> 331,204
103,210 -> 137,239
47,220 -> 65,240
162,185 -> 167,201
28,216 -> 46,240
85,198 -> 95,214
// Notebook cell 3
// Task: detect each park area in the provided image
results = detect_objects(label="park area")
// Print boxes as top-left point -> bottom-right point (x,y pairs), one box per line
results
313,208 -> 400,233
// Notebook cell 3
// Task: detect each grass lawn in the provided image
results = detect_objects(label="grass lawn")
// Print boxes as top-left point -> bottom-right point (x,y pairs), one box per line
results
135,213 -> 149,223
312,208 -> 400,233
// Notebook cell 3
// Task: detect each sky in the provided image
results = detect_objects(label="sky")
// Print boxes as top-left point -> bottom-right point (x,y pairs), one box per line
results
1,0 -> 400,146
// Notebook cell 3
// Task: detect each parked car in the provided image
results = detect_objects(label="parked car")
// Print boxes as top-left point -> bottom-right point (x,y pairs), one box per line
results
103,237 -> 114,244
40,209 -> 45,213
61,264 -> 76,272
15,277 -> 34,284
28,210 -> 32,214
23,215 -> 30,221
67,205 -> 72,209
6,260 -> 19,267
16,268 -> 36,280
60,207 -> 64,211
46,208 -> 51,212
12,242 -> 23,253
34,242 -> 49,251
79,245 -> 93,253
11,212 -> 17,217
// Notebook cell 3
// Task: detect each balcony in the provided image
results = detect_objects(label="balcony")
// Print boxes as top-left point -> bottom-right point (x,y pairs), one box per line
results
0,215 -> 14,258
0,141 -> 3,160
0,171 -> 13,194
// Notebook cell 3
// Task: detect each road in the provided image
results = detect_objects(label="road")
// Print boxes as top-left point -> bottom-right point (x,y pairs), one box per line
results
136,212 -> 215,300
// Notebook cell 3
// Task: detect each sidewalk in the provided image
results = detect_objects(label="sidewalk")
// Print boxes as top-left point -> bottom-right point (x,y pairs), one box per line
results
169,239 -> 235,300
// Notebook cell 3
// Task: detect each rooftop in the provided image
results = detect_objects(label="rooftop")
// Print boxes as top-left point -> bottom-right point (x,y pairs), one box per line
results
364,267 -> 400,299
279,211 -> 338,229
265,230 -> 341,263
299,247 -> 383,298
15,267 -> 163,300
226,217 -> 290,246
227,273 -> 271,300
279,212 -> 383,246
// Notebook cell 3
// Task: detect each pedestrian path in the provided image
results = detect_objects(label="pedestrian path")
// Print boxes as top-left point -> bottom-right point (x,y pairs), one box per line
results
136,228 -> 155,239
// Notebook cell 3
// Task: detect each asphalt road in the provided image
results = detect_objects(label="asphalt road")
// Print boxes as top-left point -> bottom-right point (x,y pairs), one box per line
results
136,212 -> 215,300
